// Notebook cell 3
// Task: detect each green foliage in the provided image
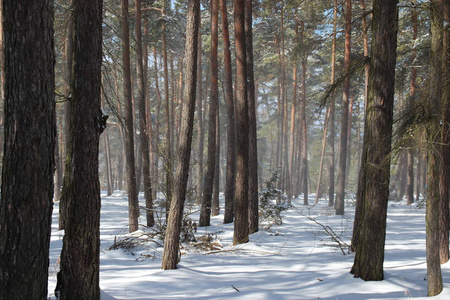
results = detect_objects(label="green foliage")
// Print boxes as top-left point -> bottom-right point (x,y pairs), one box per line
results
259,169 -> 288,229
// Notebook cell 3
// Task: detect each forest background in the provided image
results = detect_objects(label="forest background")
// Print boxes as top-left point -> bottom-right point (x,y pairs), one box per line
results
0,0 -> 449,299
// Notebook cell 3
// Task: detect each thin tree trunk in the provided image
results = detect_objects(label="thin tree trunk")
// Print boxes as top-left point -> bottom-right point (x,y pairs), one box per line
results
233,0 -> 249,245
335,0 -> 351,215
406,8 -> 418,205
426,0 -> 444,295
60,0 -> 74,230
212,112 -> 220,216
122,0 -> 139,233
161,0 -> 200,270
196,25 -> 204,204
299,20 -> 309,205
135,0 -> 154,227
246,0 -> 259,234
153,46 -> 162,201
199,0 -> 219,227
288,21 -> 299,204
162,0 -> 173,210
221,0 -> 236,224
439,0 -> 450,264
315,108 -> 330,204
328,0 -> 338,207
104,129 -> 113,196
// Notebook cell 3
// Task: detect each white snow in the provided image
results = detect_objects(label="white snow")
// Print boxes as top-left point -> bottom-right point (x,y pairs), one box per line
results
48,193 -> 450,299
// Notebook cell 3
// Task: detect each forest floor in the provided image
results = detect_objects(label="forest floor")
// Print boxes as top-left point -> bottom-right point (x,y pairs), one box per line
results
48,192 -> 450,299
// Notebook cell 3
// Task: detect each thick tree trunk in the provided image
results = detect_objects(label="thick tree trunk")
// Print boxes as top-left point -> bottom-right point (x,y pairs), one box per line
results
221,0 -> 236,224
161,0 -> 200,270
335,0 -> 351,215
246,0 -> 259,234
58,0 -> 103,298
0,1 -> 55,298
199,0 -> 219,227
350,0 -> 398,281
233,0 -> 249,245
122,0 -> 140,233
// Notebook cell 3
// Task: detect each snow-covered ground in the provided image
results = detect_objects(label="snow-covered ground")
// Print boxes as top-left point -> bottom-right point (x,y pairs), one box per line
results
48,192 -> 450,299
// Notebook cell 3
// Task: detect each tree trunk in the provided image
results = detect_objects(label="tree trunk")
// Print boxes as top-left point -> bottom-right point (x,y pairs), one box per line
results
315,108 -> 330,204
0,1 -> 55,298
153,46 -> 162,201
212,112 -> 220,216
246,0 -> 259,234
103,129 -> 113,196
60,0 -> 74,230
289,21 -> 299,205
328,0 -> 338,207
439,0 -> 450,265
135,0 -> 154,227
335,0 -> 351,215
196,25 -> 205,204
58,0 -> 103,298
221,0 -> 236,224
199,0 -> 219,227
162,0 -> 173,210
233,0 -> 249,245
350,0 -> 398,281
161,0 -> 200,270
122,0 -> 140,233
406,8 -> 418,206
299,20 -> 309,205
426,0 -> 444,295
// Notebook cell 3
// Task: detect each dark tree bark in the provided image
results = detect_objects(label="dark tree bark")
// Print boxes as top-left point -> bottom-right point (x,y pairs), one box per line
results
221,0 -> 236,224
439,0 -> 450,265
122,0 -> 140,233
199,0 -> 219,227
350,0 -> 398,281
58,0 -> 103,298
233,0 -> 249,245
161,0 -> 200,270
0,1 -> 55,298
135,0 -> 154,227
426,0 -> 444,295
335,0 -> 351,215
246,0 -> 258,234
